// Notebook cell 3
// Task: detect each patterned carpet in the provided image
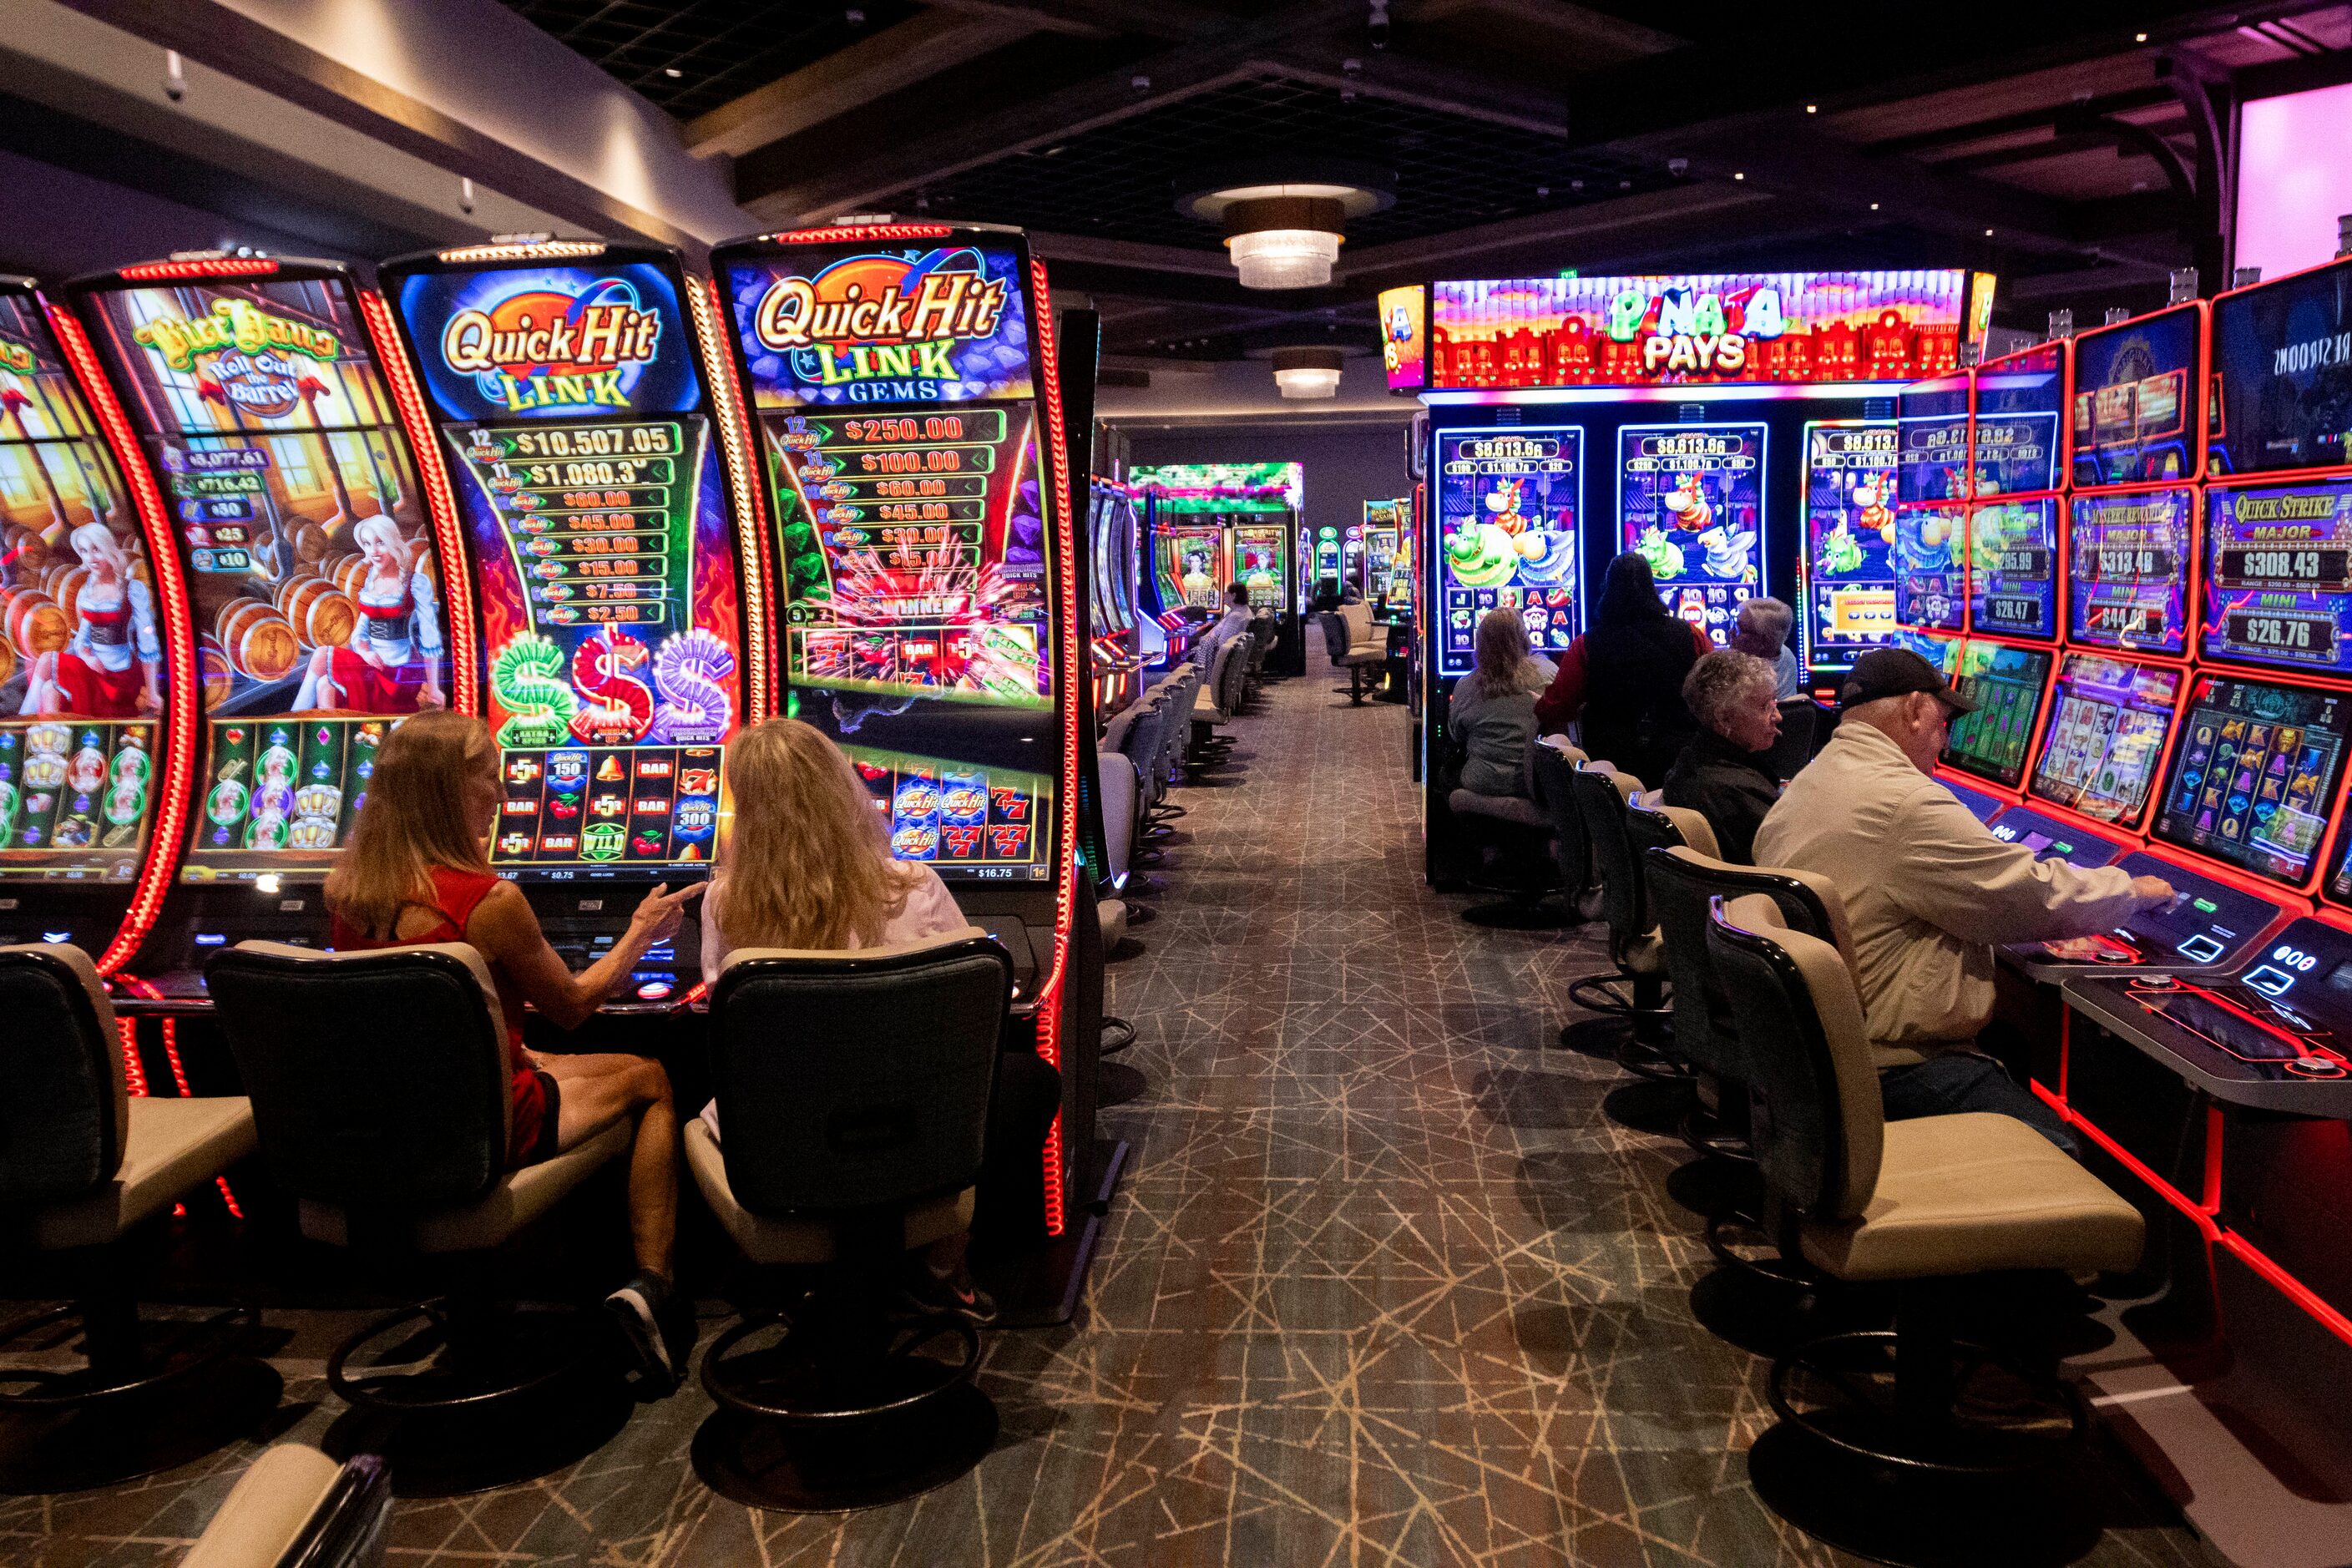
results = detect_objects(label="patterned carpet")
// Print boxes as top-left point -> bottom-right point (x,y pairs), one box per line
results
3,645 -> 2225,1567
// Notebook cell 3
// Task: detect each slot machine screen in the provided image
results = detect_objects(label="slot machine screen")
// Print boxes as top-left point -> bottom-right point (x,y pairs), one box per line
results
1942,640 -> 2051,788
1896,370 -> 1970,504
716,237 -> 1057,883
1152,523 -> 1222,614
2209,255 -> 2352,476
1616,422 -> 1764,645
386,255 -> 746,878
2070,488 -> 2193,655
1894,505 -> 1965,631
1232,524 -> 1287,610
2152,675 -> 2352,887
1433,427 -> 1581,678
1798,419 -> 1899,672
2028,651 -> 2182,825
1967,497 -> 2057,639
1971,340 -> 2064,495
79,271 -> 443,883
2071,303 -> 2200,486
2202,478 -> 2352,676
0,286 -> 160,885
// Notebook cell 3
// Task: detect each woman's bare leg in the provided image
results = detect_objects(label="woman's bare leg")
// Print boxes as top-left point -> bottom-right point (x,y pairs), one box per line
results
542,1053 -> 676,1277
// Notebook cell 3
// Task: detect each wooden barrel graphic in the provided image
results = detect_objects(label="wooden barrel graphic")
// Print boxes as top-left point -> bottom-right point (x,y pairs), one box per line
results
277,576 -> 357,649
215,599 -> 299,680
2,586 -> 68,656
328,553 -> 370,599
195,633 -> 235,704
48,565 -> 89,626
3,526 -> 49,574
292,518 -> 343,564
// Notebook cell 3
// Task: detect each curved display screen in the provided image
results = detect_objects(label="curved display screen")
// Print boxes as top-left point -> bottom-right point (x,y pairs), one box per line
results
1433,427 -> 1582,677
2153,675 -> 2352,887
2203,478 -> 2352,677
2028,651 -> 2182,825
2071,303 -> 2201,487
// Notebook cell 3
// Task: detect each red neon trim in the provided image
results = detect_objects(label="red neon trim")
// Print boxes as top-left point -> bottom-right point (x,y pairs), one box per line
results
1031,255 -> 1082,1240
114,257 -> 280,281
356,288 -> 479,716
759,225 -> 955,245
159,1015 -> 192,1096
2203,1102 -> 2225,1213
687,273 -> 777,721
2067,299 -> 2209,491
114,1017 -> 148,1097
49,304 -> 200,975
2218,1230 -> 2352,1348
2032,1080 -> 2222,1234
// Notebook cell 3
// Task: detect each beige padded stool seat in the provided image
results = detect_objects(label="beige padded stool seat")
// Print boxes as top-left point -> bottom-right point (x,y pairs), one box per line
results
1448,788 -> 1548,828
181,1444 -> 345,1568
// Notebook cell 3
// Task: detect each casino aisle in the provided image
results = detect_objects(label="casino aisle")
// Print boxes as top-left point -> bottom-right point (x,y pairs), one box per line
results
2,642 -> 2223,1567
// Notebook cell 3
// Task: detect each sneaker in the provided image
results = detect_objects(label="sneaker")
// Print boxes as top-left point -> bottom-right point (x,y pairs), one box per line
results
896,1263 -> 998,1327
605,1271 -> 678,1392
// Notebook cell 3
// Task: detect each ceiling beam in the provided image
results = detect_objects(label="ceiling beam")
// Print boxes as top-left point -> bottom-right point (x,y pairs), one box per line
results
1337,183 -> 1777,285
921,0 -> 1222,41
685,9 -> 1037,159
1267,46 -> 1566,137
1027,230 -> 1232,277
736,0 -> 1365,222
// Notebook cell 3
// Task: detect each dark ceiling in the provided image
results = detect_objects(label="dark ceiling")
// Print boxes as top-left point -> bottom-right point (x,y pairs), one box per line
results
493,0 -> 2352,363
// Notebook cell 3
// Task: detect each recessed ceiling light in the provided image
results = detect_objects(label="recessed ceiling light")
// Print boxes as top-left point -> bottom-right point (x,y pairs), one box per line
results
664,67 -> 681,78
1985,228 -> 1995,236
1870,201 -> 1880,210
2134,30 -> 2147,41
1732,171 -> 1745,180
1805,104 -> 1818,114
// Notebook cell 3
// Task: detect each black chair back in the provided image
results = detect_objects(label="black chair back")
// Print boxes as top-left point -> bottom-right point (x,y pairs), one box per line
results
1764,698 -> 1816,780
1529,743 -> 1591,901
710,934 -> 1012,1216
1220,633 -> 1253,712
0,943 -> 125,1206
1704,900 -> 1884,1224
206,943 -> 510,1211
1645,846 -> 1858,1086
1318,611 -> 1349,661
1567,765 -> 1650,939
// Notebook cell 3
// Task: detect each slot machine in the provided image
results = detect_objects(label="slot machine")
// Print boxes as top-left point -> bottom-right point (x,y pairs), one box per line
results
1086,478 -> 1141,716
706,220 -> 1109,1266
373,239 -> 767,1004
63,255 -> 471,979
1403,269 -> 1987,877
1363,496 -> 1413,623
1131,462 -> 1304,673
0,277 -> 192,968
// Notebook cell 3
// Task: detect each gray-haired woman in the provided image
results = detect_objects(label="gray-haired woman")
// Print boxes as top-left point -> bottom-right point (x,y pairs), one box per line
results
1662,648 -> 1783,863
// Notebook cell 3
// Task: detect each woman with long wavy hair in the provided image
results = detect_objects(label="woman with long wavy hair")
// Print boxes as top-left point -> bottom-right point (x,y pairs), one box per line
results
699,717 -> 1056,1322
325,710 -> 699,1392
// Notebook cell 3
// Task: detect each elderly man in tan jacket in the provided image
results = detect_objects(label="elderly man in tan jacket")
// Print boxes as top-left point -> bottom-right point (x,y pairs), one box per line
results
1753,647 -> 2174,1153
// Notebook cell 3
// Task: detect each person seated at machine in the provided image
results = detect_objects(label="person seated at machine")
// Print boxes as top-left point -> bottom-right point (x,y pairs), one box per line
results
323,711 -> 699,1390
1662,649 -> 1783,865
1532,551 -> 1712,782
697,717 -> 1062,1320
1309,578 -> 1343,614
1729,595 -> 1802,700
1753,649 -> 2175,1153
1191,581 -> 1253,668
1447,607 -> 1556,801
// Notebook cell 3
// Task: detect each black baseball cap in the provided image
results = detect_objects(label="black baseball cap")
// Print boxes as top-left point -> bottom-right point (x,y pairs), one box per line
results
1839,648 -> 1978,714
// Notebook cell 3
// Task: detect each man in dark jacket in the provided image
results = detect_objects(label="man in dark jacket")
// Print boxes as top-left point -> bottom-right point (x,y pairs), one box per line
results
1662,649 -> 1783,863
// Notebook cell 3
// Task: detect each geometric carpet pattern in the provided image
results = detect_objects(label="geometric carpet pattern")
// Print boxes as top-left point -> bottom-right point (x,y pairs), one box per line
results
3,647 -> 2225,1566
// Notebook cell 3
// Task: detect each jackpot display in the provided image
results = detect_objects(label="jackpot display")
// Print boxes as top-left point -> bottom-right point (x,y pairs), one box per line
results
2153,675 -> 2352,886
77,266 -> 447,882
1970,341 -> 2066,495
1894,505 -> 1965,631
382,248 -> 750,875
2203,478 -> 2352,677
2209,255 -> 2352,476
1943,640 -> 2051,788
2071,303 -> 2202,485
715,231 -> 1056,881
2070,488 -> 2193,654
1432,427 -> 1581,677
1131,462 -> 1298,614
1363,497 -> 1412,615
2029,652 -> 2183,825
1797,420 -> 1899,673
1616,422 -> 1763,645
1967,497 -> 2058,639
1895,370 -> 1971,504
0,283 -> 159,885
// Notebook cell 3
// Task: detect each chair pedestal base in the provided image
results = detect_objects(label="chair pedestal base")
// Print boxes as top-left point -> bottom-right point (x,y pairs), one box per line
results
0,1348 -> 280,1495
324,1371 -> 632,1497
693,1383 -> 998,1512
1747,1422 -> 2102,1568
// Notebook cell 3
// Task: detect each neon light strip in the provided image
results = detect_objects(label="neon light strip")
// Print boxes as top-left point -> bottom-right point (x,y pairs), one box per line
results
117,257 -> 279,280
438,241 -> 605,264
759,224 -> 955,245
686,274 -> 775,721
51,304 -> 200,976
357,288 -> 480,716
114,1017 -> 149,1096
1031,255 -> 1080,1240
1422,380 -> 1914,406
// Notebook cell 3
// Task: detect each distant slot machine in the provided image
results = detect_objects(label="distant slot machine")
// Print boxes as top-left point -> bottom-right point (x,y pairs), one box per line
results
1085,478 -> 1140,716
1363,496 -> 1412,621
1130,462 -> 1304,673
708,220 -> 1105,1253
376,239 -> 766,1002
1399,268 -> 1991,875
66,254 -> 470,974
0,276 -> 191,967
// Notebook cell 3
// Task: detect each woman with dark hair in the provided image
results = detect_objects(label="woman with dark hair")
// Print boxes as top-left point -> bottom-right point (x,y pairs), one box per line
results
1530,551 -> 1712,783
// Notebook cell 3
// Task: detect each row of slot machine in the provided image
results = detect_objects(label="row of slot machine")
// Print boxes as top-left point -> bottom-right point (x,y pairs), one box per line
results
1885,254 -> 2352,1347
1361,497 -> 1415,624
1130,461 -> 1306,675
0,220 -> 1106,1245
1084,477 -> 1141,717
